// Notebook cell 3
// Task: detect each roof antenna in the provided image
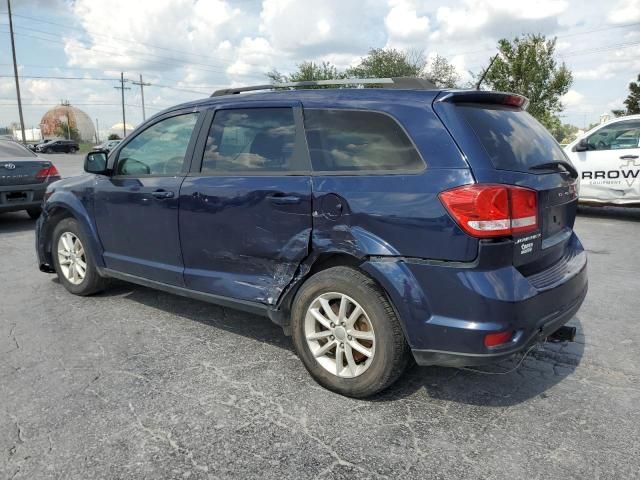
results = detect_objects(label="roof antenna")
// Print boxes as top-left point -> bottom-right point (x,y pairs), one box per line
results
475,53 -> 499,90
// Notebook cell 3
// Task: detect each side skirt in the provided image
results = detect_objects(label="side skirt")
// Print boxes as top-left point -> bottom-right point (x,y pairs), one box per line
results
100,267 -> 271,317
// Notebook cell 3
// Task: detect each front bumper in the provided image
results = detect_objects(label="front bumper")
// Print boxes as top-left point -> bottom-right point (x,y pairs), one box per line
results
0,182 -> 47,213
363,233 -> 588,367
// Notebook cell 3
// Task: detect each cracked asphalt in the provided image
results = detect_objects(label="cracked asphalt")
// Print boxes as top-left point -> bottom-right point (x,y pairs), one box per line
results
1,154 -> 639,479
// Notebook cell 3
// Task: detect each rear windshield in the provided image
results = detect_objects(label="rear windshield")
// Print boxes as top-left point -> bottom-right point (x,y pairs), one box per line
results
0,141 -> 36,158
457,104 -> 566,172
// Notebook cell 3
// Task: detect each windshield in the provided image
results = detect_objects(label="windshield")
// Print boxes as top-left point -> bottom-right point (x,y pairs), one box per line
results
0,141 -> 36,158
457,104 -> 566,173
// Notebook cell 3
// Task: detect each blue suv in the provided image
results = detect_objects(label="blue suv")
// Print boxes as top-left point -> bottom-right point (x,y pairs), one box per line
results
36,82 -> 588,397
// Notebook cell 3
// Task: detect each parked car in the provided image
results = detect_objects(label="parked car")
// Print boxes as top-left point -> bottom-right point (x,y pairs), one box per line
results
36,139 -> 79,154
564,114 -> 640,206
0,140 -> 60,218
35,82 -> 587,397
28,138 -> 54,152
92,139 -> 121,153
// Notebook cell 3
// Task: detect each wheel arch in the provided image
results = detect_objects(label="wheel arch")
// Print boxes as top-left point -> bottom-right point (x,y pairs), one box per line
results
38,193 -> 105,272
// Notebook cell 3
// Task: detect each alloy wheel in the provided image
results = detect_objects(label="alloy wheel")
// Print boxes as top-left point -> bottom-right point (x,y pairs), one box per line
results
57,232 -> 87,285
304,292 -> 376,378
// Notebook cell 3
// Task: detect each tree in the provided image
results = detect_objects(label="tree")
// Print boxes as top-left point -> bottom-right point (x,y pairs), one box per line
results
345,48 -> 425,78
481,34 -> 572,130
267,61 -> 344,86
108,133 -> 121,140
424,54 -> 460,88
612,73 -> 640,116
54,121 -> 80,141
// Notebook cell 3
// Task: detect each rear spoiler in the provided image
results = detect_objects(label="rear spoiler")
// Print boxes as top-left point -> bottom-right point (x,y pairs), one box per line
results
435,91 -> 529,110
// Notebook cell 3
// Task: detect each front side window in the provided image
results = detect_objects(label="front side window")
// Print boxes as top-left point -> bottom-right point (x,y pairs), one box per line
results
586,120 -> 640,151
201,108 -> 297,173
304,109 -> 424,172
116,113 -> 198,176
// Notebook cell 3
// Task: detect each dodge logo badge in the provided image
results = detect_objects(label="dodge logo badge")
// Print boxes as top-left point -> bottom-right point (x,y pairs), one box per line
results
4,163 -> 16,169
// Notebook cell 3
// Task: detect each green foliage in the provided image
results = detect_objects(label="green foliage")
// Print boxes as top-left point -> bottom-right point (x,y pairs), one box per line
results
267,48 -> 462,90
267,61 -> 345,87
54,121 -> 80,142
482,34 -> 573,131
346,48 -> 425,78
612,73 -> 640,116
545,117 -> 579,143
108,133 -> 121,140
424,54 -> 460,88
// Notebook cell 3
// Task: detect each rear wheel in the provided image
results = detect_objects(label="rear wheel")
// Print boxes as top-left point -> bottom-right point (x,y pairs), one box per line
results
69,147 -> 77,153
26,207 -> 42,219
291,266 -> 410,398
52,218 -> 107,295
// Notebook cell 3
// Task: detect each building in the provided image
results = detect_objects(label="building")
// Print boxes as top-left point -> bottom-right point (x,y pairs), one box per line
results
40,103 -> 96,142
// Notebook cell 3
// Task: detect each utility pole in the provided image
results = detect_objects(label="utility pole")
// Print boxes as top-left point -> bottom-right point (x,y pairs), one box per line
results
95,118 -> 99,144
114,72 -> 130,138
131,74 -> 151,121
7,0 -> 26,144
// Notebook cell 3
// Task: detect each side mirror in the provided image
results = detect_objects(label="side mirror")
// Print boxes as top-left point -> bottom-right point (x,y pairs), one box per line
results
84,150 -> 109,174
573,138 -> 589,152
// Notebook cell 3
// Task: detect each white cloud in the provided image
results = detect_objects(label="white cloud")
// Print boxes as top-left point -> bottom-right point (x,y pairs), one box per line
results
608,0 -> 640,23
433,0 -> 568,39
561,89 -> 585,107
385,0 -> 430,47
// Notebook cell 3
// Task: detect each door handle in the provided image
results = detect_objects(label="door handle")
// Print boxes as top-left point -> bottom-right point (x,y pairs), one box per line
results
620,155 -> 639,160
266,193 -> 301,205
151,190 -> 175,199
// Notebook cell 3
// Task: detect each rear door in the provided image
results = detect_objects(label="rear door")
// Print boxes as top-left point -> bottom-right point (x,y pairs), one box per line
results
434,93 -> 579,272
179,103 -> 312,305
567,118 -> 640,204
93,111 -> 201,285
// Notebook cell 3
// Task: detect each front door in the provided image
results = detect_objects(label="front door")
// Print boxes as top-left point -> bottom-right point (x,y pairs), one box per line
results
94,112 -> 200,285
179,105 -> 312,305
570,118 -> 640,203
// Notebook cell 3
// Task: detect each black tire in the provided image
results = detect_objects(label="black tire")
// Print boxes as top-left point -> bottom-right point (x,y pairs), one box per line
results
46,147 -> 53,154
26,207 -> 42,219
291,266 -> 411,398
51,217 -> 108,296
69,147 -> 77,153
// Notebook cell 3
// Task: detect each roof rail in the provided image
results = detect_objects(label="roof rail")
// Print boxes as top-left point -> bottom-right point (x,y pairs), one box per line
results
210,77 -> 435,97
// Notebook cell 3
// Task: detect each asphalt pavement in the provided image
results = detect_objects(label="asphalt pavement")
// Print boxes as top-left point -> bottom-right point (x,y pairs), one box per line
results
1,153 -> 639,479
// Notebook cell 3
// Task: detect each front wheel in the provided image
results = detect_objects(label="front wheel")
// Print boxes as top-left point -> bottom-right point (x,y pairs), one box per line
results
46,147 -> 53,154
52,218 -> 107,295
291,266 -> 410,398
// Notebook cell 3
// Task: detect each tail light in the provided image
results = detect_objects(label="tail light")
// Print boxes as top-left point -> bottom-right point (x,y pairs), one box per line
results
36,165 -> 60,179
439,184 -> 538,238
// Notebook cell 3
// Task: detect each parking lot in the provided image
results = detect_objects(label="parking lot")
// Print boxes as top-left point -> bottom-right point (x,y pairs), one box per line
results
1,153 -> 639,479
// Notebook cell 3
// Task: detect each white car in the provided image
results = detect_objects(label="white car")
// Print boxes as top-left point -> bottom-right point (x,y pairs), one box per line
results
564,115 -> 640,206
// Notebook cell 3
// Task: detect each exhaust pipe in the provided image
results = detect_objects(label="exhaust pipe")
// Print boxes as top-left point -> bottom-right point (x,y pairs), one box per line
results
547,325 -> 576,343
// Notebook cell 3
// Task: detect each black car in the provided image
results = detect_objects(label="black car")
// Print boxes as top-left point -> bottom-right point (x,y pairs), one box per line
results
36,139 -> 79,154
0,140 -> 60,218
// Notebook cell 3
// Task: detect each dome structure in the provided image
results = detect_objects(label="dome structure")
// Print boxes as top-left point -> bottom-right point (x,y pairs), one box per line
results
40,103 -> 96,142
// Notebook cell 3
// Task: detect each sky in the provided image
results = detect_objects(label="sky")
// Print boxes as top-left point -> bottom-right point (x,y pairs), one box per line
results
0,0 -> 639,137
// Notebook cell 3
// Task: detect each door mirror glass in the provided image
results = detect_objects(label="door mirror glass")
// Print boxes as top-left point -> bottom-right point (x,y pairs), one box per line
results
84,151 -> 108,174
573,138 -> 588,152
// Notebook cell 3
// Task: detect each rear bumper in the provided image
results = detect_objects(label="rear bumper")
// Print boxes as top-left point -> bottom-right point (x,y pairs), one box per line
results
363,233 -> 588,367
0,182 -> 48,212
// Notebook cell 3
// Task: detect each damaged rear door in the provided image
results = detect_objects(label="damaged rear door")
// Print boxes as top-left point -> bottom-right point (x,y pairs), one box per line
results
179,103 -> 312,306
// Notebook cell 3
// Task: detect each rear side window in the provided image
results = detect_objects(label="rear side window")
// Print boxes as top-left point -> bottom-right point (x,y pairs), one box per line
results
201,108 -> 297,173
457,105 -> 566,173
304,109 -> 424,172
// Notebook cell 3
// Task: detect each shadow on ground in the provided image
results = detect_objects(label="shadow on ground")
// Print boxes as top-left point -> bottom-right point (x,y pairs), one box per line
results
578,205 -> 640,222
84,279 -> 585,408
0,211 -> 37,234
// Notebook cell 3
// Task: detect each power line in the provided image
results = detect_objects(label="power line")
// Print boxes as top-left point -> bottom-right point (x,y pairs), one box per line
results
9,12 -> 296,71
